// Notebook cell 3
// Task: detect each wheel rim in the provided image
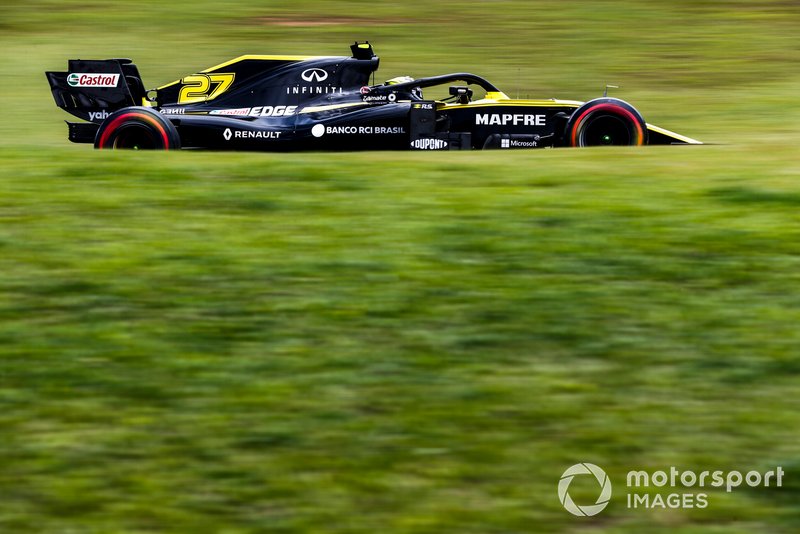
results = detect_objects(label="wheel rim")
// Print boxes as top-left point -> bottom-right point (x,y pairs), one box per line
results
579,113 -> 634,146
111,124 -> 160,150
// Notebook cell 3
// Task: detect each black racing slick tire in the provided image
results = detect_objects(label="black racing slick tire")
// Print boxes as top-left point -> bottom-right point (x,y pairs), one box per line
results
94,107 -> 181,150
565,98 -> 647,147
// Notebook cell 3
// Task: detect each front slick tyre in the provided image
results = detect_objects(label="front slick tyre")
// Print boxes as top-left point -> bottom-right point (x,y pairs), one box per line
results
565,98 -> 647,147
94,107 -> 181,150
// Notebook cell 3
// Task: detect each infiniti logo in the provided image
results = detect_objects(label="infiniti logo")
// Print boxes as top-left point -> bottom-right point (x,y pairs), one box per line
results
301,68 -> 329,83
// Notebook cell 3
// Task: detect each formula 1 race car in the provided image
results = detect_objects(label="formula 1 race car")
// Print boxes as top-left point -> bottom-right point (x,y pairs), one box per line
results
46,42 -> 701,151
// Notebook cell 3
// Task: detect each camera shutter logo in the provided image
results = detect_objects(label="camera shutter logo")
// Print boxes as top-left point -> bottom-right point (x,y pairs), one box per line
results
558,463 -> 612,517
301,68 -> 329,83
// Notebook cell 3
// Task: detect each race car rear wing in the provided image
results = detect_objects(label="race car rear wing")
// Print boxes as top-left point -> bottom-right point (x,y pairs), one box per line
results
45,59 -> 147,124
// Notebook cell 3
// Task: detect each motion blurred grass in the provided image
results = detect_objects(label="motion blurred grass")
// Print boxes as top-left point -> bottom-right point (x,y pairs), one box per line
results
2,1 -> 800,533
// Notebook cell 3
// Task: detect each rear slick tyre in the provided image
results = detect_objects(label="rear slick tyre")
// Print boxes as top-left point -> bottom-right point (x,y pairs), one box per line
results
94,107 -> 181,150
565,98 -> 647,147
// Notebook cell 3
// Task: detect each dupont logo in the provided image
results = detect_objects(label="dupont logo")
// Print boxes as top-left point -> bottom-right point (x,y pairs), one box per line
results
67,73 -> 120,88
410,138 -> 448,150
301,68 -> 329,83
558,463 -> 612,517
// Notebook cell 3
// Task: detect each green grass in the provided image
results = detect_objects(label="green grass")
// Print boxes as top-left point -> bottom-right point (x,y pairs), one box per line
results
2,1 -> 800,532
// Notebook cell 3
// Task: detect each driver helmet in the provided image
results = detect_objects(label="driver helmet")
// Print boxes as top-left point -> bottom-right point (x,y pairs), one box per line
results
385,76 -> 415,85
